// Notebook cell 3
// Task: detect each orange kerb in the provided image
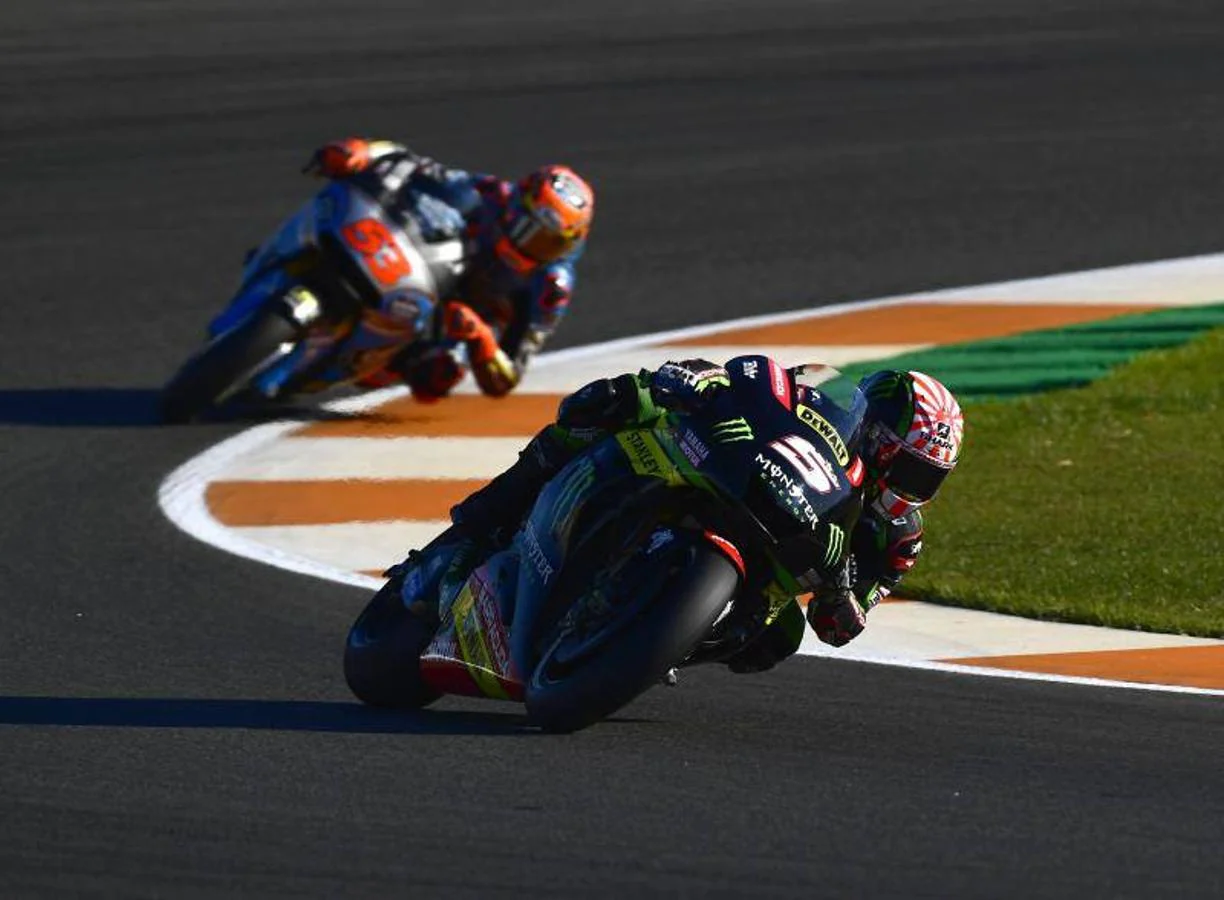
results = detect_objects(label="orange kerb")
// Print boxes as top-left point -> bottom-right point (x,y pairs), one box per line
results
206,479 -> 486,526
947,645 -> 1224,690
295,393 -> 564,438
664,303 -> 1158,347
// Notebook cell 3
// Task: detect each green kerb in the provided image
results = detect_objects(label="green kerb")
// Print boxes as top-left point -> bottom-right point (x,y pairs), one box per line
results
839,303 -> 1224,402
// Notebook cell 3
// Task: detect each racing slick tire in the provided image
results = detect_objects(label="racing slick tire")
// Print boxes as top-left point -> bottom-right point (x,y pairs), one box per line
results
526,539 -> 739,733
159,309 -> 297,423
344,572 -> 442,710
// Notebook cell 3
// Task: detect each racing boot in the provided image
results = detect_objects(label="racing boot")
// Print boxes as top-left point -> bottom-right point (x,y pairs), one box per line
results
449,426 -> 573,544
388,427 -> 572,617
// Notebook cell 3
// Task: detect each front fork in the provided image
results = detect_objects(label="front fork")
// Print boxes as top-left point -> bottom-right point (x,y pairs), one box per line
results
248,285 -> 336,398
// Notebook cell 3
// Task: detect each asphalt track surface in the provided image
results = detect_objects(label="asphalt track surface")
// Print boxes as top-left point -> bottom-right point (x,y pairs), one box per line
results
3,1 -> 1224,896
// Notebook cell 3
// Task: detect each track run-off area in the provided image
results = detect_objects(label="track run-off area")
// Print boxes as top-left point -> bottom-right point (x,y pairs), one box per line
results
164,253 -> 1224,694
3,1 -> 1223,896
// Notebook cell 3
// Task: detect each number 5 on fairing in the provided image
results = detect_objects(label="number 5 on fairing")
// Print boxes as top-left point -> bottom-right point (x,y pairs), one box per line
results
770,435 -> 835,494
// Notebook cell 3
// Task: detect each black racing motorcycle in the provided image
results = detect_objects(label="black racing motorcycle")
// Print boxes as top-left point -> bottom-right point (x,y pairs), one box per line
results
343,355 -> 868,732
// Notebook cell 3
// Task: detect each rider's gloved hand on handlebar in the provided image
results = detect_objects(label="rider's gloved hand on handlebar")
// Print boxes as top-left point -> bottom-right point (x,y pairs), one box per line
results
302,138 -> 371,178
805,561 -> 867,647
649,359 -> 731,412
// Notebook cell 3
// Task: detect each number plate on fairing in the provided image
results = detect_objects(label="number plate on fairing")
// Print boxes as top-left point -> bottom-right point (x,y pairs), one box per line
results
334,191 -> 441,301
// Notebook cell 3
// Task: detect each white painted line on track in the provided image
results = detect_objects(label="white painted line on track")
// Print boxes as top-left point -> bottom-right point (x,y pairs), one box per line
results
499,344 -> 931,394
159,419 -> 386,591
528,251 -> 1224,372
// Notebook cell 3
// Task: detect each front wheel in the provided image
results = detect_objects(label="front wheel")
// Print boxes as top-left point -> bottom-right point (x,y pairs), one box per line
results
344,574 -> 441,710
525,540 -> 740,733
159,309 -> 298,423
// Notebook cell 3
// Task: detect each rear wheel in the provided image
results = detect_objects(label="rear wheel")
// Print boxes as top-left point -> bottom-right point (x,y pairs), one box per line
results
159,309 -> 297,423
525,540 -> 739,733
344,574 -> 441,710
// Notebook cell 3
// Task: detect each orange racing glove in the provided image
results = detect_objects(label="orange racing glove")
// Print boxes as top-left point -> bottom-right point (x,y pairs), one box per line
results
302,138 -> 372,178
441,302 -> 518,397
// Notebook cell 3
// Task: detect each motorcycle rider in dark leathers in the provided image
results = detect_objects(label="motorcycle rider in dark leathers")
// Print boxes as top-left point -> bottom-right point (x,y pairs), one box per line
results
392,357 -> 965,672
302,138 -> 594,402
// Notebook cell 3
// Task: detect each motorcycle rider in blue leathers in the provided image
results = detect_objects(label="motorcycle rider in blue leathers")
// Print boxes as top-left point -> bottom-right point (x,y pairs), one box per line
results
391,357 -> 965,670
303,138 -> 595,402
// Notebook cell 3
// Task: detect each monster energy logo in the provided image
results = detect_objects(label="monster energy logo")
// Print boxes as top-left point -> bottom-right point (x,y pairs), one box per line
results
824,523 -> 845,567
550,459 -> 596,538
711,417 -> 754,443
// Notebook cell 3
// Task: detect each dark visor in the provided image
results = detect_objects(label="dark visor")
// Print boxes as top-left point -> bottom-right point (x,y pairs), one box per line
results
886,444 -> 951,503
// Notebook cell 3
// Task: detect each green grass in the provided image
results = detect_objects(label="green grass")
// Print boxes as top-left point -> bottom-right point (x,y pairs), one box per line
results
900,326 -> 1224,636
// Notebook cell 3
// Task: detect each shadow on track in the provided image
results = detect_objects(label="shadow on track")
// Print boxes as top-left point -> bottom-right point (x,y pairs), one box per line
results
0,388 -> 381,428
0,388 -> 162,427
0,696 -> 533,736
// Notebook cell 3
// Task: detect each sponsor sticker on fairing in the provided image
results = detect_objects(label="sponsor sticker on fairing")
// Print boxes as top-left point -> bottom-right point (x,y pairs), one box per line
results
622,430 -> 665,476
796,404 -> 850,466
382,290 -> 427,330
678,428 -> 709,466
768,359 -> 792,410
424,631 -> 458,659
770,434 -> 837,494
474,587 -> 512,675
522,521 -> 554,585
755,453 -> 820,528
711,417 -> 754,443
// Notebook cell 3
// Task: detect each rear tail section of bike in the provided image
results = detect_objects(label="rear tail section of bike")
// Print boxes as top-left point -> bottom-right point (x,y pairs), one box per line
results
344,538 -> 519,710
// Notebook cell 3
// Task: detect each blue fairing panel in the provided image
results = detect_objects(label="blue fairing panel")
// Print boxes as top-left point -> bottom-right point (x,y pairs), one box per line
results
208,269 -> 291,337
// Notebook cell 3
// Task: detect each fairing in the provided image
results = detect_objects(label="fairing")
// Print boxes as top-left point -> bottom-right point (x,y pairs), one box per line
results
415,355 -> 870,701
206,181 -> 465,396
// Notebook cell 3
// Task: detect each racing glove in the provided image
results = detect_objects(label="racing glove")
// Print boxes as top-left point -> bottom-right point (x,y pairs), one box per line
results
649,359 -> 731,412
400,347 -> 463,404
441,301 -> 493,344
807,590 -> 866,647
302,138 -> 372,178
442,301 -> 517,397
805,563 -> 867,647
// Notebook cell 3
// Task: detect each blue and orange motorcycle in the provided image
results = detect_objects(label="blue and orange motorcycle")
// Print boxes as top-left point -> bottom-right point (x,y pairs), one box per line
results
160,172 -> 465,422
